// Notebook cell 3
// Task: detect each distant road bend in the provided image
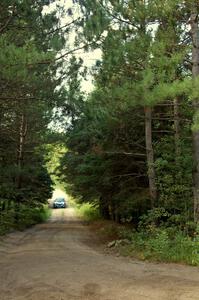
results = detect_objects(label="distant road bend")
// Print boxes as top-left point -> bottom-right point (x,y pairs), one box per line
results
0,208 -> 199,300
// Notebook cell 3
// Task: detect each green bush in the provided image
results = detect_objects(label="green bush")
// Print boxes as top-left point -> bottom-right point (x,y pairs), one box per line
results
0,205 -> 51,235
76,203 -> 101,222
138,207 -> 171,229
116,226 -> 199,266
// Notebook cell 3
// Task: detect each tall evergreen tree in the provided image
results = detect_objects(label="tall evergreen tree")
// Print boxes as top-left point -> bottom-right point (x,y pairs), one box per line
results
0,0 -> 75,231
58,0 -> 195,222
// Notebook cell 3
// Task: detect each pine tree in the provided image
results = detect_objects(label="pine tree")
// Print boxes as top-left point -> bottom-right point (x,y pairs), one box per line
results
0,0 -> 73,230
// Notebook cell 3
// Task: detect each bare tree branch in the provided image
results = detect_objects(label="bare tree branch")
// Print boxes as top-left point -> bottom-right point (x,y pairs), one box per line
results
104,151 -> 146,156
47,18 -> 82,35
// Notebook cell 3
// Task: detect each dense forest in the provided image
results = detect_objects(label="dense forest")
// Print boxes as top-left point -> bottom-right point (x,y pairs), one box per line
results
60,0 -> 199,227
1,0 -> 199,253
0,0 -> 74,232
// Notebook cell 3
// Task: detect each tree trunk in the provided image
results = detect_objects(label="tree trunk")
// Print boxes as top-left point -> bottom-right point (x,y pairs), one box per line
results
99,196 -> 110,219
15,113 -> 27,223
145,106 -> 157,208
174,97 -> 180,157
190,12 -> 199,222
17,113 -> 27,188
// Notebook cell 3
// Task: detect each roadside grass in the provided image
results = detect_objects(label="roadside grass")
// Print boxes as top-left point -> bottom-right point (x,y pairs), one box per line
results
0,204 -> 51,235
64,201 -> 199,266
116,227 -> 199,266
37,205 -> 52,222
16,205 -> 52,229
97,224 -> 199,266
75,202 -> 101,222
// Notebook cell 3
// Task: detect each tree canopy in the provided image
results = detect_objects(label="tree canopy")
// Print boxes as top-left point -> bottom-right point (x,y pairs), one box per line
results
57,0 -> 199,224
1,0 -> 199,233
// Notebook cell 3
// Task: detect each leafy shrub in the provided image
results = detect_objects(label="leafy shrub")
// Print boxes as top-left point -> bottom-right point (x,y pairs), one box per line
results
118,227 -> 135,240
138,207 -> 171,229
0,205 -> 51,235
76,203 -> 101,222
115,226 -> 199,266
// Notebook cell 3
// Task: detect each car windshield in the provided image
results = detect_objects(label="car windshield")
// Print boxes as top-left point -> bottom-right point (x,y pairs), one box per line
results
55,198 -> 65,202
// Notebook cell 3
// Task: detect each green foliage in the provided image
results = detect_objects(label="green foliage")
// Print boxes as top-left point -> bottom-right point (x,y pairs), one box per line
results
59,99 -> 148,221
0,0 -> 71,233
154,129 -> 193,211
117,227 -> 199,266
0,205 -> 51,235
45,143 -> 67,186
58,0 -> 195,226
104,207 -> 199,265
138,207 -> 171,228
53,0 -> 199,267
75,203 -> 101,222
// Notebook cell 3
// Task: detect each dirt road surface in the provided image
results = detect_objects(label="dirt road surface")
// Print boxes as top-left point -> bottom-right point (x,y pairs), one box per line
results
1,208 -> 199,300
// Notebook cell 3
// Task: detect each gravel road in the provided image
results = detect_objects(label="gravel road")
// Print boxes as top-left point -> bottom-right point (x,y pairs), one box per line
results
1,208 -> 199,300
